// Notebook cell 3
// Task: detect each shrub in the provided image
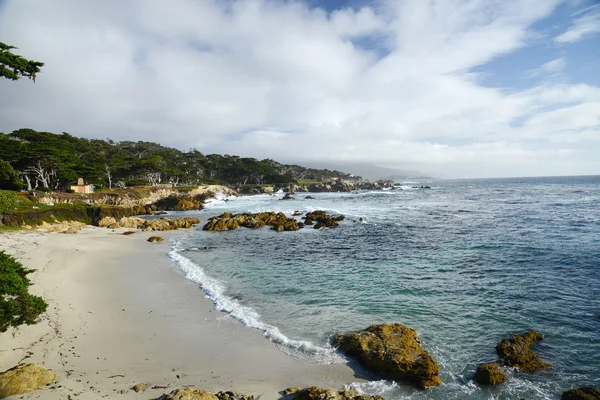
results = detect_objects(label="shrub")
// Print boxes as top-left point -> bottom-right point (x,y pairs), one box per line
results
0,251 -> 48,332
0,160 -> 25,190
0,190 -> 18,214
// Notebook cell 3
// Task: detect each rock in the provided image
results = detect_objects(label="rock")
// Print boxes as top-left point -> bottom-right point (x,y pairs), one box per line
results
283,387 -> 301,396
118,217 -> 146,229
0,363 -> 58,398
474,363 -> 506,385
121,231 -> 136,235
496,331 -> 551,372
141,217 -> 200,231
160,388 -> 219,400
293,211 -> 303,216
331,324 -> 442,389
203,212 -> 300,232
291,387 -> 383,400
305,211 -> 344,229
132,383 -> 148,392
561,387 -> 600,400
97,216 -> 117,227
215,390 -> 254,400
281,193 -> 295,200
147,236 -> 164,243
305,196 -> 316,199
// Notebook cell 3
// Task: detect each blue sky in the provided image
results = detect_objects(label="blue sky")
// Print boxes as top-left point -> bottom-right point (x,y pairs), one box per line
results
0,0 -> 599,178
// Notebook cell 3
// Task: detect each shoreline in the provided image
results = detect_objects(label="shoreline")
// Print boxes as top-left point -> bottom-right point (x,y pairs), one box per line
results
0,227 -> 365,399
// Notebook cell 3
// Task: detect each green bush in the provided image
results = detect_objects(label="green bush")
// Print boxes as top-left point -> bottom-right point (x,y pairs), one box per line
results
0,251 -> 48,332
0,160 -> 25,190
0,190 -> 17,214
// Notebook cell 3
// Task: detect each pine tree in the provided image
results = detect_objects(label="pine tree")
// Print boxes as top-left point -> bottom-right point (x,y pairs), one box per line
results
0,42 -> 44,82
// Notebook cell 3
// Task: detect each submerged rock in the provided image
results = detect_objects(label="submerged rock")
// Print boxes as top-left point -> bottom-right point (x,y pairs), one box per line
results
561,387 -> 600,400
0,363 -> 58,398
331,324 -> 442,389
474,363 -> 506,385
496,331 -> 551,372
160,388 -> 219,400
291,387 -> 383,400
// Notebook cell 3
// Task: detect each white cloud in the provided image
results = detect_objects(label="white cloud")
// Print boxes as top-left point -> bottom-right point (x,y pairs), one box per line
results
526,57 -> 567,78
555,4 -> 600,43
0,0 -> 598,178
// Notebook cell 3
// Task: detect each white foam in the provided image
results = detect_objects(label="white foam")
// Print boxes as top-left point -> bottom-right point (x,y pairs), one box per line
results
168,242 -> 344,364
345,380 -> 398,396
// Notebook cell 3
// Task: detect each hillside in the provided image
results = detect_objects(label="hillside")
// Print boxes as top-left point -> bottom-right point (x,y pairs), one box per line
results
0,129 -> 359,190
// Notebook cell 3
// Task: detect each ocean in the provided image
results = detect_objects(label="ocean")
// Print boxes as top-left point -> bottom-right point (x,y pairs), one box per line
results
169,176 -> 600,400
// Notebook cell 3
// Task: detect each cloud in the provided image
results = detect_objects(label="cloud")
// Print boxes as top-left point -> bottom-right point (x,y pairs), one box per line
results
0,0 -> 598,178
525,57 -> 567,78
555,4 -> 600,43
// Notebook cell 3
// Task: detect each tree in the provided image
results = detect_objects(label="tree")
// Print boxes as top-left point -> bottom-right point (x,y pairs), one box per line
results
0,42 -> 44,82
0,251 -> 48,332
0,160 -> 24,190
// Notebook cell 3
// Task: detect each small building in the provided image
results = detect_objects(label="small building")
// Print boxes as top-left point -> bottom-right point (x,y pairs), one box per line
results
71,178 -> 94,194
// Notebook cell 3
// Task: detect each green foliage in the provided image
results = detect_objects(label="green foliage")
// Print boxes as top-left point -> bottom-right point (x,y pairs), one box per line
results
0,190 -> 17,214
0,251 -> 48,332
0,42 -> 44,82
0,159 -> 25,190
0,129 -> 356,189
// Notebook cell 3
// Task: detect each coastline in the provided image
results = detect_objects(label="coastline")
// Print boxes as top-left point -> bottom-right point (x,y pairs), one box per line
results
0,227 -> 364,399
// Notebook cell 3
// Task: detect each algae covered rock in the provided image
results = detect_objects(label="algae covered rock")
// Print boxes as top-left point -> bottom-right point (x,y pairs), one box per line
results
291,387 -> 383,400
474,363 -> 506,385
283,387 -> 301,396
215,390 -> 254,400
496,331 -> 551,372
561,387 -> 600,400
160,388 -> 219,400
147,236 -> 164,243
0,363 -> 58,398
331,324 -> 441,389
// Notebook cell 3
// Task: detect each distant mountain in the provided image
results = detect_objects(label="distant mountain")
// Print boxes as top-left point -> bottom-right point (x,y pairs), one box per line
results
290,161 -> 433,181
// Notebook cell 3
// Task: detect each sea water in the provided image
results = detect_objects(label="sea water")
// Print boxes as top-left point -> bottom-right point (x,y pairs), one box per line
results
169,176 -> 600,399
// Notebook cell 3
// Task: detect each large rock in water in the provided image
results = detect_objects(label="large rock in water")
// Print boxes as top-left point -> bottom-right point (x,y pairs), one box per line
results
496,331 -> 551,372
474,363 -> 506,385
290,386 -> 383,400
331,324 -> 442,389
0,363 -> 58,398
561,387 -> 600,400
160,388 -> 219,400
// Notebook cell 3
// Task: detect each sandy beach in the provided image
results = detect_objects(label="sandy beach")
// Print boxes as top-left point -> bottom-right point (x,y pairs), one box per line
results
0,227 -> 363,400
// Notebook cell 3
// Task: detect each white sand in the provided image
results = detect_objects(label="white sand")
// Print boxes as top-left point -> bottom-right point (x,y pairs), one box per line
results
0,227 -> 363,399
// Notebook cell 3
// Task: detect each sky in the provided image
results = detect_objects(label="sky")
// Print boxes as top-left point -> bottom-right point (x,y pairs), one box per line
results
0,0 -> 599,178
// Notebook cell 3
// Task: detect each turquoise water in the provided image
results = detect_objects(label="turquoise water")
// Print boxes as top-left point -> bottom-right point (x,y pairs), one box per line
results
170,176 -> 600,399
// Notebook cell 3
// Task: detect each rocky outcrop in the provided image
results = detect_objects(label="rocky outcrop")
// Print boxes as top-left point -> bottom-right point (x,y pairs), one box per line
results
203,211 -> 344,232
0,363 -> 58,398
160,388 -> 219,400
496,331 -> 551,372
147,236 -> 164,243
474,363 -> 506,385
151,194 -> 208,211
203,212 -> 301,232
281,193 -> 295,200
97,217 -> 199,231
289,387 -> 384,400
561,387 -> 600,400
304,211 -> 345,229
331,324 -> 442,389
